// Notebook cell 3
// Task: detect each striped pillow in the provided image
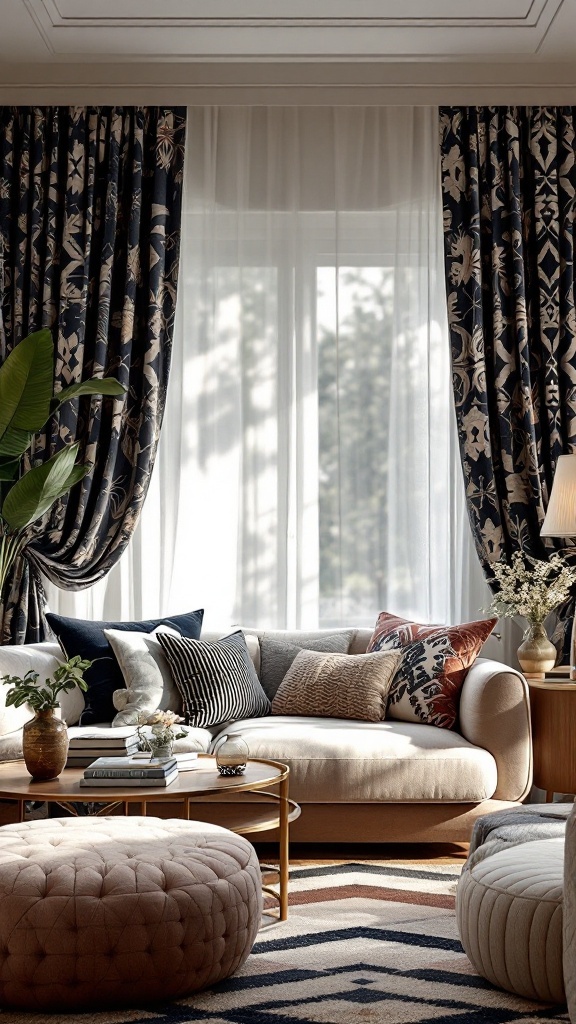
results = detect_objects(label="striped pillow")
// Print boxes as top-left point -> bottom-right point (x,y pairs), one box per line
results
158,630 -> 270,727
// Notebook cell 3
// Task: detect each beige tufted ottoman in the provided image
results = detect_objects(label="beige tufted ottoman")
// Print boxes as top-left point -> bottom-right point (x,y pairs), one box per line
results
457,837 -> 564,1004
0,816 -> 262,1012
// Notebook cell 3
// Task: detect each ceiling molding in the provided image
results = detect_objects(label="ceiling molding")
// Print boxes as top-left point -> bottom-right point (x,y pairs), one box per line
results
21,0 -> 565,60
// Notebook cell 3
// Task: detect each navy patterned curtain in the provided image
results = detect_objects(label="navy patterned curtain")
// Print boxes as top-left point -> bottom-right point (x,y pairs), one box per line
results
0,106 -> 187,642
439,107 -> 576,653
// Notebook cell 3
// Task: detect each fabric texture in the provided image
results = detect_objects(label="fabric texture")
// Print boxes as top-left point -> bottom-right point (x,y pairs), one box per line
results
456,838 -> 564,1004
215,715 -> 498,803
108,625 -> 183,725
439,106 -> 576,658
0,641 -> 83,736
0,816 -> 262,1012
158,630 -> 270,728
564,804 -> 576,1022
368,612 -> 497,729
466,802 -> 570,871
259,632 -> 353,700
47,608 -> 203,725
0,106 -> 187,643
271,648 -> 401,722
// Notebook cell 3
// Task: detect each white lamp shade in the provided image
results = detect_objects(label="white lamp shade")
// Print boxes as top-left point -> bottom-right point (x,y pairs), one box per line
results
541,455 -> 576,537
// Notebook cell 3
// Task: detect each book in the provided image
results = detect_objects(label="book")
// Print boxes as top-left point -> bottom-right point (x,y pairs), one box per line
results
67,744 -> 140,758
69,729 -> 138,749
79,769 -> 179,788
173,753 -> 202,771
84,756 -> 177,779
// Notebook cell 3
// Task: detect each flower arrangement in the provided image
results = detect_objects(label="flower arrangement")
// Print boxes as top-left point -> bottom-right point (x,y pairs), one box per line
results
137,709 -> 188,754
488,552 -> 576,625
0,656 -> 91,712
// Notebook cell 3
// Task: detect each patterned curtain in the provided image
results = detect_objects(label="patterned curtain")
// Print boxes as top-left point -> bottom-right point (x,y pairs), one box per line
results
0,106 -> 186,642
439,107 -> 576,653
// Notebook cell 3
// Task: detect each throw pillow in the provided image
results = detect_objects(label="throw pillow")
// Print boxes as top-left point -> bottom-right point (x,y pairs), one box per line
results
46,609 -> 204,726
259,631 -> 354,700
271,648 -> 402,721
367,611 -> 497,730
157,630 -> 271,727
107,625 -> 183,726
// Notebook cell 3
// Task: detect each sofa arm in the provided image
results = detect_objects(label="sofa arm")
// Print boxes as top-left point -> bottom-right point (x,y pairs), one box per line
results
458,657 -> 532,802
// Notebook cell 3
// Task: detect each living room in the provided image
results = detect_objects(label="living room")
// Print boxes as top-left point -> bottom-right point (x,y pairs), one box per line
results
0,2 -> 575,1022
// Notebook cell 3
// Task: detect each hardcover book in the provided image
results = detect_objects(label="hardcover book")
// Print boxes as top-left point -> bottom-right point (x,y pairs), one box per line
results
79,769 -> 179,788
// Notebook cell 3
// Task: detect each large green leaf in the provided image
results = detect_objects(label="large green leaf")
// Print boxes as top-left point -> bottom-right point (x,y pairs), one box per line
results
50,376 -> 126,413
0,330 -> 54,453
1,444 -> 88,530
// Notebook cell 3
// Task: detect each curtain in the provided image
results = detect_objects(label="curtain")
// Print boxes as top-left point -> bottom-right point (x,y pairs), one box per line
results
0,106 -> 186,643
439,107 -> 576,655
86,104 -> 483,634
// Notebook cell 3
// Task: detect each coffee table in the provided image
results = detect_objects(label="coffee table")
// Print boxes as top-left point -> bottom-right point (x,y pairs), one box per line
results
0,755 -> 300,920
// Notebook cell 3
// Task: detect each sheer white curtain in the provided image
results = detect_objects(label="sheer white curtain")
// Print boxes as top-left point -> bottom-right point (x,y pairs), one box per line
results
46,105 -> 493,638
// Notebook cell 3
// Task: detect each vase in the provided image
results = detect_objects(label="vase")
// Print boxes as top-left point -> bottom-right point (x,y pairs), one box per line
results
22,709 -> 69,781
517,622 -> 557,677
148,741 -> 173,760
216,737 -> 249,776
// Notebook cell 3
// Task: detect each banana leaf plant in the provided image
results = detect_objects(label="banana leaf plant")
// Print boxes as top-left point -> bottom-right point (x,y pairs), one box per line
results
0,329 -> 126,605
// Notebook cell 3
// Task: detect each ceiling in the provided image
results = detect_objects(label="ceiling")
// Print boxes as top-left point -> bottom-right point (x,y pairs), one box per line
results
1,0 -> 576,102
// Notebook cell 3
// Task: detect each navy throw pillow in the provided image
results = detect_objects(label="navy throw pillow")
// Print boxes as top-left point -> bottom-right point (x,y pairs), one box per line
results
46,609 -> 204,726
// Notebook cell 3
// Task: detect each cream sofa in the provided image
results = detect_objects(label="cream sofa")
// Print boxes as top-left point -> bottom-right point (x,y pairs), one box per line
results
0,627 -> 532,844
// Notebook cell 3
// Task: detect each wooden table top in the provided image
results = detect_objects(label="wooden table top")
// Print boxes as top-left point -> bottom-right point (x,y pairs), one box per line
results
0,755 -> 289,803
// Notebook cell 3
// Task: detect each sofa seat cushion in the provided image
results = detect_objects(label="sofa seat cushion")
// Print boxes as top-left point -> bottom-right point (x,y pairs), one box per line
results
215,716 -> 498,803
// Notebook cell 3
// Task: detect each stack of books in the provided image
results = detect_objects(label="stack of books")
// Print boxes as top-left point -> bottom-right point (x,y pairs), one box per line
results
79,755 -> 179,788
66,728 -> 140,768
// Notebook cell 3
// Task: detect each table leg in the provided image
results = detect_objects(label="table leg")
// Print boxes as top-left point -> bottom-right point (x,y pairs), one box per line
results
279,777 -> 289,921
546,790 -> 555,803
18,799 -> 24,823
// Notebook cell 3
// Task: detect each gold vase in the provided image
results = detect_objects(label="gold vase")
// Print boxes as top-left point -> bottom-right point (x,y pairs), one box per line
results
22,709 -> 69,781
517,621 -> 557,677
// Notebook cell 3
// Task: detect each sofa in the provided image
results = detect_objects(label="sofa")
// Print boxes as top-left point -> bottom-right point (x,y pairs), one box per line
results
0,627 -> 533,844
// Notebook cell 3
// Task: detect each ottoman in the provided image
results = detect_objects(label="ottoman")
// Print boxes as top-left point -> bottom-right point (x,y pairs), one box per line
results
0,816 -> 262,1012
457,837 -> 564,1004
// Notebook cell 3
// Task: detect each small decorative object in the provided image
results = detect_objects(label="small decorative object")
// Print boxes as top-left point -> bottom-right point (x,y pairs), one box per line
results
488,552 -> 576,676
137,709 -> 187,759
0,656 -> 91,780
216,736 -> 249,776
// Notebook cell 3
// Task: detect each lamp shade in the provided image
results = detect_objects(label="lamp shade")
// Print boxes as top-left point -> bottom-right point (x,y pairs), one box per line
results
541,455 -> 576,537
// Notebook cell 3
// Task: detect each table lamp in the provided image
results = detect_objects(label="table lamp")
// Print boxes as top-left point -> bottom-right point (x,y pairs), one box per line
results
540,453 -> 576,679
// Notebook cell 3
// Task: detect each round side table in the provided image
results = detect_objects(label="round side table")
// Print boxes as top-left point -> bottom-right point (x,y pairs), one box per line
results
527,679 -> 576,800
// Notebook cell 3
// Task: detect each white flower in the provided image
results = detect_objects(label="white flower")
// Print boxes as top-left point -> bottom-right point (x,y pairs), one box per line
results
488,552 -> 576,624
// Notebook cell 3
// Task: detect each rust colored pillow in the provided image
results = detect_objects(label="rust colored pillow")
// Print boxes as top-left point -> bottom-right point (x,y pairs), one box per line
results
367,612 -> 497,730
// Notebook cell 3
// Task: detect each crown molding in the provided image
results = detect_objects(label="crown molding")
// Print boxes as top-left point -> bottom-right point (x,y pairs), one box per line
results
2,60 -> 576,104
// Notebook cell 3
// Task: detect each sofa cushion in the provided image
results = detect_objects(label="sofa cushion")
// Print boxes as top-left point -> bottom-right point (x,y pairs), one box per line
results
271,648 -> 401,721
46,609 -> 204,727
367,612 -> 497,730
215,716 -> 498,803
158,631 -> 270,727
0,642 -> 83,736
108,626 -> 183,726
259,632 -> 354,699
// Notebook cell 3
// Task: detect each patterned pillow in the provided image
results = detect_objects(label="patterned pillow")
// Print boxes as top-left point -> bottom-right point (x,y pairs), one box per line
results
157,630 -> 270,727
367,612 -> 497,730
259,632 -> 354,700
271,648 -> 402,722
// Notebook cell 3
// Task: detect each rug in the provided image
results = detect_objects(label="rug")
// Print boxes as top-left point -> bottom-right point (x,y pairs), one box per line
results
0,860 -> 569,1024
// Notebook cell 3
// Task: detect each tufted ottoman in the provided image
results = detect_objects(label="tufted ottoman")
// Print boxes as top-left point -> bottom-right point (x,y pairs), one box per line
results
0,816 -> 262,1012
457,837 -> 564,1004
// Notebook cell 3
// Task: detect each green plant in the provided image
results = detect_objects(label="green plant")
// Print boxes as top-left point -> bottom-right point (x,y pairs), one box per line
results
0,329 -> 126,600
0,655 -> 91,712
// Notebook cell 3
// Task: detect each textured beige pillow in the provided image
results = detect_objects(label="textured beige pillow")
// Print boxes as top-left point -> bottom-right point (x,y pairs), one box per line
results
271,648 -> 402,721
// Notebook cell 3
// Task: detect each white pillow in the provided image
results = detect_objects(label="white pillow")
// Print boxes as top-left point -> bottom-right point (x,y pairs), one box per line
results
107,625 -> 182,726
0,642 -> 85,734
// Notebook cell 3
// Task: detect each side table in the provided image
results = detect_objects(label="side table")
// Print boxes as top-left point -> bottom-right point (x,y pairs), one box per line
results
527,678 -> 576,800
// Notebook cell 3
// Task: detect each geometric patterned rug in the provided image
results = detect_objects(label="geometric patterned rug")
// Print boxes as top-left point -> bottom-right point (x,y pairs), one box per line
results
0,860 -> 569,1023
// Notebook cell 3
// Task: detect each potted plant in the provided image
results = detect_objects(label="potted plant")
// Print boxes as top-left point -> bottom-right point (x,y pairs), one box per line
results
0,329 -> 126,631
1,655 -> 92,780
137,710 -> 188,759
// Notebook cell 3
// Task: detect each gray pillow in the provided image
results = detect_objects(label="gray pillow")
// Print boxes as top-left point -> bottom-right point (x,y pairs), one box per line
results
259,632 -> 353,699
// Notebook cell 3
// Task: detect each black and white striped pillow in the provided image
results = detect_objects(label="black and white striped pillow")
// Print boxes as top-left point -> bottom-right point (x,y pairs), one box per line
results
157,630 -> 270,727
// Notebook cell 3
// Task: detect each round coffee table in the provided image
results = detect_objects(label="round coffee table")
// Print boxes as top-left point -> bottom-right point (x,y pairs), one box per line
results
0,755 -> 300,920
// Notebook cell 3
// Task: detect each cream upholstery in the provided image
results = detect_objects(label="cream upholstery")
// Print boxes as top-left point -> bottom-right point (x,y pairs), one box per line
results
0,816 -> 262,1012
563,805 -> 576,1021
219,715 -> 498,803
457,838 -> 564,1004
